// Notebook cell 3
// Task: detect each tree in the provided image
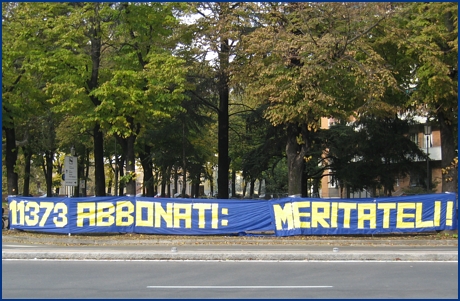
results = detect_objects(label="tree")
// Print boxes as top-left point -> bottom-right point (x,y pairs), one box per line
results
323,118 -> 426,197
187,2 -> 258,198
92,3 -> 188,195
13,3 -> 188,197
263,158 -> 289,197
238,2 -> 397,196
2,2 -> 35,195
177,94 -> 214,197
2,3 -> 63,196
400,2 -> 458,192
318,121 -> 363,198
55,115 -> 94,197
31,3 -> 118,196
239,105 -> 285,197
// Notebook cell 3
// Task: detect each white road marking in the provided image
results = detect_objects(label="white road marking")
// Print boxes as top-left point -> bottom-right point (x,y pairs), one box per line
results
147,285 -> 333,289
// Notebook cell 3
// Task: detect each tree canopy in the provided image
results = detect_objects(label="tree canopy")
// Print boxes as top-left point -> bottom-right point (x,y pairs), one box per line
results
2,2 -> 457,198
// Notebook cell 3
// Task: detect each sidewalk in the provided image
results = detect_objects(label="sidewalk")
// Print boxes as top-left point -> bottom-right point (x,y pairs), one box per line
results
2,231 -> 458,261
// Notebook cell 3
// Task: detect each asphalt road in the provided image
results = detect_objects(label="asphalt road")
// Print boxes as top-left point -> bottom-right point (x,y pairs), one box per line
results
2,260 -> 457,299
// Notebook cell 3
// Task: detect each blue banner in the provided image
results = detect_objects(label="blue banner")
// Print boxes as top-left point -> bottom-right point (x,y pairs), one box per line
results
7,196 -> 272,235
7,194 -> 457,236
269,194 -> 458,236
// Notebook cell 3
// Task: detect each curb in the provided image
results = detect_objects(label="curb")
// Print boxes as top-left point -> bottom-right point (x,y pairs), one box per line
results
3,235 -> 457,262
2,236 -> 458,247
2,251 -> 457,261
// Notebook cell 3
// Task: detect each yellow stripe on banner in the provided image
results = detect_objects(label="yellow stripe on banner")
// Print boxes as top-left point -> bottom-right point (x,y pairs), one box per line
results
446,201 -> 453,227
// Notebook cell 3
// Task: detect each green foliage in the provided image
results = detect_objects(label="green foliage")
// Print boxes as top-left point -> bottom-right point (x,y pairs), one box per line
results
387,2 -> 458,192
402,2 -> 457,114
3,2 -> 457,197
323,117 -> 427,195
92,52 -> 188,138
119,171 -> 136,186
238,2 -> 398,127
402,186 -> 435,196
52,174 -> 62,190
263,158 -> 288,194
239,105 -> 285,181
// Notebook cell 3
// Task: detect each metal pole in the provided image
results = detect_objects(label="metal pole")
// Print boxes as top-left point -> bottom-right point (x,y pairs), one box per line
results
426,135 -> 429,192
424,125 -> 431,193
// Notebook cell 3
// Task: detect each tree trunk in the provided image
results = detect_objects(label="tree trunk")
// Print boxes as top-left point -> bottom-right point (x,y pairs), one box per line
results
86,9 -> 105,197
125,134 -> 136,196
43,150 -> 54,197
83,148 -> 90,197
312,178 -> 320,197
139,144 -> 154,197
55,154 -> 63,197
250,178 -> 255,197
438,111 -> 457,193
4,126 -> 19,195
370,186 -> 377,198
191,181 -> 199,198
217,36 -> 230,199
174,166 -> 178,196
160,166 -> 172,197
118,154 -> 125,196
181,172 -> 187,196
107,179 -> 112,195
209,174 -> 214,197
345,184 -> 350,199
161,181 -> 167,197
160,166 -> 167,197
182,122 -> 187,197
286,124 -> 308,196
22,147 -> 32,196
196,182 -> 200,198
231,169 -> 236,197
93,124 -> 106,196
166,166 -> 171,197
154,170 -> 159,196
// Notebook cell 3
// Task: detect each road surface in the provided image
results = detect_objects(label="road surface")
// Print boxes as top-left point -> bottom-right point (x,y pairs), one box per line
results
2,260 -> 457,299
